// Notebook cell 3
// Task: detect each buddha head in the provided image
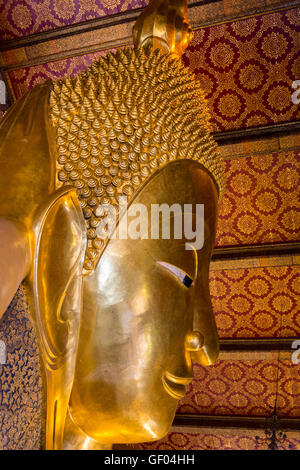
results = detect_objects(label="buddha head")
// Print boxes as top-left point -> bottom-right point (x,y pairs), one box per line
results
0,32 -> 224,449
67,159 -> 220,444
45,44 -> 225,446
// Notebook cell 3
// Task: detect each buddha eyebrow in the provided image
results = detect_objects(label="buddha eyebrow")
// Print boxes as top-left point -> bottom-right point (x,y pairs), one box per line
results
156,261 -> 194,288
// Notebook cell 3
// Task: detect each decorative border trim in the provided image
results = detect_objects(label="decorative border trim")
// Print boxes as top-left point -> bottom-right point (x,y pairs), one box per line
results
173,414 -> 300,431
214,122 -> 300,144
212,242 -> 300,260
220,338 -> 298,352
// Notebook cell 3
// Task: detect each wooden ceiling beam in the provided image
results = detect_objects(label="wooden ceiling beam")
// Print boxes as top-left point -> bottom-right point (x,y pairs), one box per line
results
214,121 -> 300,143
212,242 -> 300,260
172,414 -> 300,431
219,338 -> 297,352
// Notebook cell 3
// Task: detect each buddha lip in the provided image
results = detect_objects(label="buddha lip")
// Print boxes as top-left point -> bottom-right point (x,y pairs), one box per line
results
162,374 -> 190,399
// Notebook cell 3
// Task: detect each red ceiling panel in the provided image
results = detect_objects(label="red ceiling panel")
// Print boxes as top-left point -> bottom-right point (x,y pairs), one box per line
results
5,8 -> 300,134
177,360 -> 300,418
216,150 -> 300,246
0,0 -> 147,41
210,265 -> 300,338
184,8 -> 300,131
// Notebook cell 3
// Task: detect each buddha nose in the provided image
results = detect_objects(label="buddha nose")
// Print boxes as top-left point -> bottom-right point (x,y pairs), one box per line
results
185,331 -> 204,351
185,330 -> 219,366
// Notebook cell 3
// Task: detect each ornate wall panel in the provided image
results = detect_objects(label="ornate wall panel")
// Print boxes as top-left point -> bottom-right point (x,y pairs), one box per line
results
216,150 -> 300,246
177,360 -> 300,417
211,265 -> 300,338
0,0 -> 292,42
0,287 -> 41,450
0,0 -> 147,41
130,429 -> 300,450
5,48 -> 118,99
5,7 -> 300,135
183,8 -> 300,131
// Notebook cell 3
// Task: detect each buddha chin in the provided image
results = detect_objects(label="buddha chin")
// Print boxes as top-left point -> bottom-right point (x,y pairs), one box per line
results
69,389 -> 178,444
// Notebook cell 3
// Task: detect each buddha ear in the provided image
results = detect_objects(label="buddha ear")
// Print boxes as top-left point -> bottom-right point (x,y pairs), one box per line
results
30,187 -> 87,450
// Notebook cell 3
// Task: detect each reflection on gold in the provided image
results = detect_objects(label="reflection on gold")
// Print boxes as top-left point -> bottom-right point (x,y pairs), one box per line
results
133,0 -> 194,56
0,0 -> 223,449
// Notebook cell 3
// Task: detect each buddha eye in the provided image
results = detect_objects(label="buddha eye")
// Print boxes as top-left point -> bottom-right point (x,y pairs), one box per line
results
157,261 -> 194,288
182,274 -> 193,288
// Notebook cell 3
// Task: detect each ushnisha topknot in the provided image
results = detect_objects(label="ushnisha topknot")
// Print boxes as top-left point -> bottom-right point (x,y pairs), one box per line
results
49,45 -> 225,274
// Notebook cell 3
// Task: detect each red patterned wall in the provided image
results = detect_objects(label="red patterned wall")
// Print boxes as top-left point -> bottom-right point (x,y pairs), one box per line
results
0,0 -> 292,42
177,360 -> 300,417
210,265 -> 300,338
184,8 -> 300,131
216,150 -> 300,246
5,8 -> 300,134
0,0 -> 147,40
5,48 -> 118,98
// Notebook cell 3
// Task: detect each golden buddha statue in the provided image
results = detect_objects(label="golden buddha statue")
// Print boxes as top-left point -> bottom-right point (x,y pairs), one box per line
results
0,0 -> 224,450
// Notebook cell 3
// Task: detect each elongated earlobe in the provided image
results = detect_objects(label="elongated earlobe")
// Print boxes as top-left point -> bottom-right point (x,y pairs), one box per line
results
30,187 -> 86,450
185,331 -> 204,352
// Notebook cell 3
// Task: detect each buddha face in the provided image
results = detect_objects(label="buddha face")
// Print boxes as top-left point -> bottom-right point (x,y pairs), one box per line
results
69,161 -> 219,444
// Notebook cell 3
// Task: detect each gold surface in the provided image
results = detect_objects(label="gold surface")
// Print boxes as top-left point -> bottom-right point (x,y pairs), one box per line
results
0,219 -> 31,317
0,0 -> 222,449
132,0 -> 193,56
49,45 -> 224,274
0,82 -> 56,321
29,187 -> 86,450
69,161 -> 219,445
